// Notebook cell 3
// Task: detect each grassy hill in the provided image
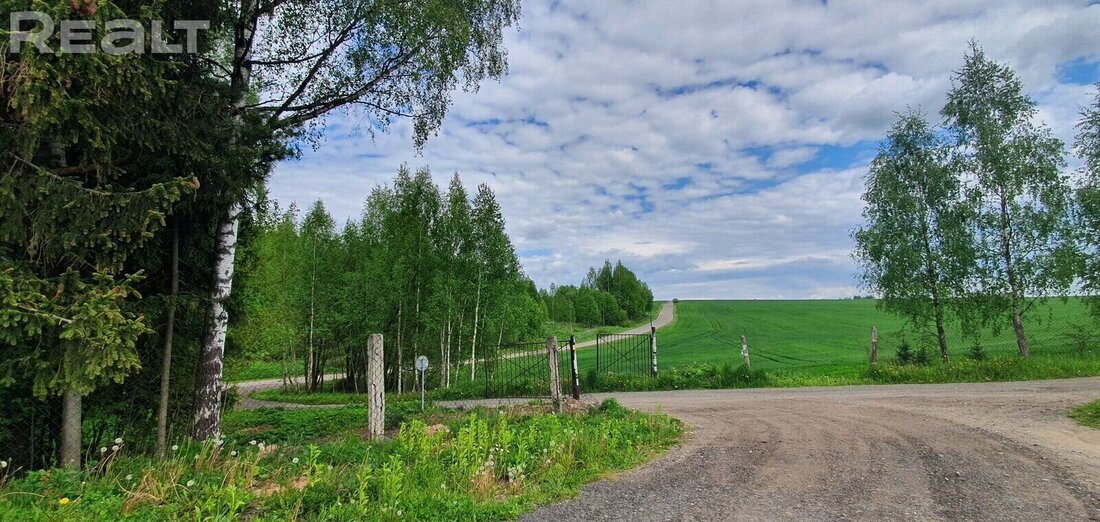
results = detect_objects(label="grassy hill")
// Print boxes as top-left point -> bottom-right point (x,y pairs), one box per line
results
571,298 -> 1094,373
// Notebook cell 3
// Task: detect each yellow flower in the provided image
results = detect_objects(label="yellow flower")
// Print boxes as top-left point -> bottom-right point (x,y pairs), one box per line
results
58,498 -> 70,506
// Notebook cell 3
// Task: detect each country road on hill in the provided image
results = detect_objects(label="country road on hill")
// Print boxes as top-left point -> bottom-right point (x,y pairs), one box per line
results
572,300 -> 677,349
455,378 -> 1100,521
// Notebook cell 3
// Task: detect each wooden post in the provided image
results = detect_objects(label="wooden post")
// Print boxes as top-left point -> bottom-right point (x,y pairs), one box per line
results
650,326 -> 658,377
870,326 -> 879,366
547,336 -> 562,411
740,335 -> 751,369
367,334 -> 385,440
569,336 -> 581,400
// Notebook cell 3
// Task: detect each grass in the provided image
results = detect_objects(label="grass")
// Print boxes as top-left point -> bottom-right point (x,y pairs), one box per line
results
226,359 -> 344,383
1069,399 -> 1100,429
571,299 -> 1097,373
0,399 -> 682,521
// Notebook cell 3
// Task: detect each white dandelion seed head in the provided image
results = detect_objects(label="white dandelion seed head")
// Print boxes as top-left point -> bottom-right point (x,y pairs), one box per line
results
249,440 -> 257,446
186,480 -> 195,487
125,474 -> 133,481
292,457 -> 299,464
100,447 -> 108,454
111,445 -> 119,452
230,451 -> 237,457
0,460 -> 7,469
171,445 -> 179,451
113,438 -> 123,445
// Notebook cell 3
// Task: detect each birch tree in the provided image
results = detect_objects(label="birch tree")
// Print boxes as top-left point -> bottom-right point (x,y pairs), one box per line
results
942,44 -> 1075,358
1075,84 -> 1100,316
192,0 -> 521,439
854,111 -> 974,362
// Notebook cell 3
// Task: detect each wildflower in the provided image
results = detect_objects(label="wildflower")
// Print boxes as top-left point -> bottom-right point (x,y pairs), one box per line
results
58,498 -> 70,506
186,480 -> 195,487
171,445 -> 179,451
0,460 -> 7,469
114,437 -> 123,445
111,445 -> 119,452
230,451 -> 238,457
249,440 -> 257,446
125,474 -> 133,481
292,457 -> 299,464
100,447 -> 108,454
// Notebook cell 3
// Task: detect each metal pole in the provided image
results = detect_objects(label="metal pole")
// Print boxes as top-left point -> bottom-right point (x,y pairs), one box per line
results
650,326 -> 658,377
569,335 -> 581,400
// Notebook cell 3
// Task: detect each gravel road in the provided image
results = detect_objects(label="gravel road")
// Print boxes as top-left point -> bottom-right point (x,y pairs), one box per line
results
573,300 -> 676,349
514,378 -> 1100,521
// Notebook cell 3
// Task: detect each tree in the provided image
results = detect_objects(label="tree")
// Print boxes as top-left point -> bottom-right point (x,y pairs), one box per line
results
192,0 -> 521,439
1075,84 -> 1100,317
854,111 -> 974,363
942,43 -> 1075,358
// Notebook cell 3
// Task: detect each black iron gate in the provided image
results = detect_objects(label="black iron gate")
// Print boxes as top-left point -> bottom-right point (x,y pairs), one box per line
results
596,331 -> 656,376
483,341 -> 554,398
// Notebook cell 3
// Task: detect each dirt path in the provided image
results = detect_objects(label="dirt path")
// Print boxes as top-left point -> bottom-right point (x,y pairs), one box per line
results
234,374 -> 343,410
573,300 -> 676,349
497,378 -> 1100,521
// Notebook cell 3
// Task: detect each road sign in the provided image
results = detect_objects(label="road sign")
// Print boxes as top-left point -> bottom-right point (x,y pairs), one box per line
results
415,356 -> 429,372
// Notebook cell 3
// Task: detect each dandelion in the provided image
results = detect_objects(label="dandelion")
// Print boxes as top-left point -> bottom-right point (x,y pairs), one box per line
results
111,445 -> 119,452
0,460 -> 7,469
249,440 -> 257,446
292,457 -> 299,464
171,445 -> 179,451
125,474 -> 133,481
186,480 -> 195,487
113,437 -> 123,445
58,498 -> 70,506
100,447 -> 108,454
194,455 -> 200,460
230,451 -> 238,457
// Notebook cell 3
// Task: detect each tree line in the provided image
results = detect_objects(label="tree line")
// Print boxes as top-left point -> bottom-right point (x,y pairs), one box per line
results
1,0 -> 521,470
234,168 -> 546,394
542,261 -> 655,327
854,43 -> 1100,363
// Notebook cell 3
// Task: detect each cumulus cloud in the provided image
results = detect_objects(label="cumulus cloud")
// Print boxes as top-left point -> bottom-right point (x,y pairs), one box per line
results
269,0 -> 1100,299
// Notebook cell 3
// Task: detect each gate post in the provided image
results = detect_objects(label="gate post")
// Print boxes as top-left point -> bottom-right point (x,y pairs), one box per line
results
547,336 -> 562,411
569,335 -> 581,400
650,326 -> 658,377
367,333 -> 385,440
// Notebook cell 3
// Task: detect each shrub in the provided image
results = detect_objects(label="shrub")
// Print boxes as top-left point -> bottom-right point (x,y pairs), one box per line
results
968,341 -> 986,361
896,339 -> 914,364
914,345 -> 931,365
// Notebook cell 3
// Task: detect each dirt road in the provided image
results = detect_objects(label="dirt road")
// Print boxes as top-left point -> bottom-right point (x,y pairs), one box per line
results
573,300 -> 676,349
515,378 -> 1100,521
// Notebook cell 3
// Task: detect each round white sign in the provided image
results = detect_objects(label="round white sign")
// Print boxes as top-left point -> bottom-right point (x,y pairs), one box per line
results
415,355 -> 429,372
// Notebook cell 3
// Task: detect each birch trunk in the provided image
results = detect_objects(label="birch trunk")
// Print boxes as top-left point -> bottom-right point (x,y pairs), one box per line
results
396,303 -> 403,393
191,203 -> 242,440
192,0 -> 257,440
469,275 -> 482,380
156,226 -> 179,455
999,198 -> 1030,357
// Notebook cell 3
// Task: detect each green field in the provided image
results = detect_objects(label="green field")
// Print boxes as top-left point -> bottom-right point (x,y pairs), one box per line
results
570,298 -> 1095,374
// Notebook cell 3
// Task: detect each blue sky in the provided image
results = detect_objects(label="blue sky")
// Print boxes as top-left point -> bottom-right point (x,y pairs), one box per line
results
269,0 -> 1100,299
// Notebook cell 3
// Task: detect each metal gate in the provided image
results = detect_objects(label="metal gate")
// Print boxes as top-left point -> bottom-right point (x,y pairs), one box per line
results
483,341 -> 555,398
596,331 -> 656,376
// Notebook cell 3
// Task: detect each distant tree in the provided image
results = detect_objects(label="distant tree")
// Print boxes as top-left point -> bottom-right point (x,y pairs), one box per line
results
1075,84 -> 1100,318
943,43 -> 1075,358
854,111 -> 973,363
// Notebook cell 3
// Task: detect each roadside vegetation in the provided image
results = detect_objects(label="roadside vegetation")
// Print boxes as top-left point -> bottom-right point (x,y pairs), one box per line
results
0,400 -> 681,521
1069,399 -> 1100,429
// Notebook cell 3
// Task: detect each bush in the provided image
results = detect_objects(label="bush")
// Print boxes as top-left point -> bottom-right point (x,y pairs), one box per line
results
914,345 -> 931,365
896,339 -> 914,364
968,341 -> 986,361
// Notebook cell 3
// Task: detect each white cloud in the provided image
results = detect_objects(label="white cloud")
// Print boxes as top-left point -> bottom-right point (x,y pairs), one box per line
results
268,0 -> 1100,299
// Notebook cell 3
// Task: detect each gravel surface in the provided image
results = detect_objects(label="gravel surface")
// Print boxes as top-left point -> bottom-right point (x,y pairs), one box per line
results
506,378 -> 1100,521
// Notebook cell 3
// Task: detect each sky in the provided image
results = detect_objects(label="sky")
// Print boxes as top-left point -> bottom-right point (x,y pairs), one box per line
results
268,0 -> 1100,300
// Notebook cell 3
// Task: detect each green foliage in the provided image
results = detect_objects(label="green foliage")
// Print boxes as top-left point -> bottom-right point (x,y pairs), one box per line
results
232,168 -> 545,393
544,260 -> 654,329
896,339 -> 915,364
0,404 -> 683,521
914,345 -> 932,365
943,43 -> 1075,348
1076,84 -> 1100,319
968,340 -> 987,361
854,111 -> 972,361
1069,399 -> 1100,429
